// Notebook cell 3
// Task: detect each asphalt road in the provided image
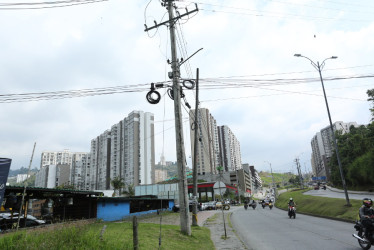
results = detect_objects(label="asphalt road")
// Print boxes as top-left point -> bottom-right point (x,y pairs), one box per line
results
231,206 -> 362,250
303,188 -> 374,200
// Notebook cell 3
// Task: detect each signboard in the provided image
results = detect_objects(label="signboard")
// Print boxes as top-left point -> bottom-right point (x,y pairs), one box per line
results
213,181 -> 227,195
0,158 -> 12,206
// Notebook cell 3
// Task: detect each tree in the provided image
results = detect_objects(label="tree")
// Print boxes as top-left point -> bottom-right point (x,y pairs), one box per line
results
122,184 -> 135,197
56,183 -> 75,190
329,88 -> 374,188
367,89 -> 374,121
111,176 -> 125,197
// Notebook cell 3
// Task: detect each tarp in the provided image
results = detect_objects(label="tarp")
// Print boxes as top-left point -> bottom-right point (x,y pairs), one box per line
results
312,176 -> 326,181
0,158 -> 12,206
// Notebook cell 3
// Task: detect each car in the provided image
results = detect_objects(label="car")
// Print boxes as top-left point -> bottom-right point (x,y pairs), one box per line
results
204,201 -> 217,210
199,202 -> 208,211
314,185 -> 320,190
172,200 -> 202,212
215,201 -> 223,209
0,213 -> 45,231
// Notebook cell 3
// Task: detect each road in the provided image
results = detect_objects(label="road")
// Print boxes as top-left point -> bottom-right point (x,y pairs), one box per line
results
304,188 -> 374,201
231,206 -> 361,250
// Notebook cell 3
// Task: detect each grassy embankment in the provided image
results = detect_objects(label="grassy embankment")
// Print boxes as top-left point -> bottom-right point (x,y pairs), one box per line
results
276,188 -> 362,222
0,219 -> 213,250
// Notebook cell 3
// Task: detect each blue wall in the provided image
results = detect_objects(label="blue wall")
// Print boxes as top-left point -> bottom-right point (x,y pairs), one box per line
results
97,199 -> 175,222
97,200 -> 130,221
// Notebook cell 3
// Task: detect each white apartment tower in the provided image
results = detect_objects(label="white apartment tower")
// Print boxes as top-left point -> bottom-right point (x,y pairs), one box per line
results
39,150 -> 90,190
40,149 -> 72,168
218,125 -> 242,172
89,111 -> 155,190
311,121 -> 359,180
189,108 -> 221,175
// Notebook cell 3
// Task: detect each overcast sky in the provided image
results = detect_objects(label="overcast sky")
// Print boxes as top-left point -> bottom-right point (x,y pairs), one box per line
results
1,0 -> 373,174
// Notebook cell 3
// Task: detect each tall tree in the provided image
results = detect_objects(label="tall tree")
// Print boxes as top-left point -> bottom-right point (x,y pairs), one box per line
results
367,89 -> 374,121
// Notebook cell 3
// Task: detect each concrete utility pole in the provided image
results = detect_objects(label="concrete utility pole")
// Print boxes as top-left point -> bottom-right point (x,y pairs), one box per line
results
295,158 -> 304,189
144,1 -> 198,235
192,68 -> 199,226
167,0 -> 190,235
265,161 -> 275,195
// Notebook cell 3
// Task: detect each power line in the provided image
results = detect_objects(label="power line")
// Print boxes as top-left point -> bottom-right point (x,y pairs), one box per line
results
0,0 -> 107,10
1,73 -> 373,103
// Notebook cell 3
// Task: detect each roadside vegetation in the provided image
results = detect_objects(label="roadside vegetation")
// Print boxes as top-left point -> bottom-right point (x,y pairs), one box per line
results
276,188 -> 361,222
329,88 -> 374,191
0,219 -> 213,250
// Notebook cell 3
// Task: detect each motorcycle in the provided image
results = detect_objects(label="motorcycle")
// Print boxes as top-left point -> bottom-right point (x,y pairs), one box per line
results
269,202 -> 273,210
288,205 -> 296,219
353,218 -> 374,249
262,202 -> 266,209
244,204 -> 248,210
251,202 -> 257,210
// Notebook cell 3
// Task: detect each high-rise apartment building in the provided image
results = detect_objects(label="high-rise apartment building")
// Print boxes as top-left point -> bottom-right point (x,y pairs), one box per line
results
155,169 -> 168,183
189,108 -> 242,175
311,121 -> 359,180
89,111 -> 155,190
218,125 -> 242,172
40,149 -> 72,168
189,108 -> 221,175
38,150 -> 90,190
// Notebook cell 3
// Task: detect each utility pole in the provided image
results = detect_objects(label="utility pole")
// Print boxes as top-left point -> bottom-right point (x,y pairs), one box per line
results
17,142 -> 36,230
192,68 -> 199,226
144,0 -> 198,235
167,0 -> 190,235
295,158 -> 304,189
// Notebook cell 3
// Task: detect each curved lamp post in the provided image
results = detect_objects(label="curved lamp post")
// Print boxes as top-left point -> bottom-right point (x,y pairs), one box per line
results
294,54 -> 351,206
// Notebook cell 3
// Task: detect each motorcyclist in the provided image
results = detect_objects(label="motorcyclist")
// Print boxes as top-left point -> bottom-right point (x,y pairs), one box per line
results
359,198 -> 374,239
288,197 -> 296,207
288,198 -> 296,215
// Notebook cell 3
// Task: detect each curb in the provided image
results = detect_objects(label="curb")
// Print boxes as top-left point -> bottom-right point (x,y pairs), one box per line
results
327,186 -> 374,196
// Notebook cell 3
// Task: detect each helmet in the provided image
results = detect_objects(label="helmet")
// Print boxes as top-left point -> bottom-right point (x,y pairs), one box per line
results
363,198 -> 373,207
290,198 -> 293,201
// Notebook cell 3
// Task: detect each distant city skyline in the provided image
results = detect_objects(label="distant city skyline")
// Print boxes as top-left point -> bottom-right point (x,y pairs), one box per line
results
1,1 -> 373,176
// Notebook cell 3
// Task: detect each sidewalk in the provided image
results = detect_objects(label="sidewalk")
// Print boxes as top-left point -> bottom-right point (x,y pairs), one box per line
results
201,206 -> 247,250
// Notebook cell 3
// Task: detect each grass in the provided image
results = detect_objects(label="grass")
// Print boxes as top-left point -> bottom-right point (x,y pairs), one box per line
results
0,220 -> 214,250
276,188 -> 362,221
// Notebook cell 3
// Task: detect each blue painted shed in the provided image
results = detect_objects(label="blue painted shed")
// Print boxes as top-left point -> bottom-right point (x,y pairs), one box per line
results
97,197 -> 174,221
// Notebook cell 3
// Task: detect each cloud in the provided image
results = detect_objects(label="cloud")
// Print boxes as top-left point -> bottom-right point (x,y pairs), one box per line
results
1,0 -> 374,174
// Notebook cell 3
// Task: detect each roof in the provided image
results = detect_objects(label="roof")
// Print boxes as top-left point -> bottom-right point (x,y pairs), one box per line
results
5,185 -> 103,197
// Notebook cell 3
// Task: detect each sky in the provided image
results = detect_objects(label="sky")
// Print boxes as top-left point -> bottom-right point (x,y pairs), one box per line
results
1,0 -> 373,174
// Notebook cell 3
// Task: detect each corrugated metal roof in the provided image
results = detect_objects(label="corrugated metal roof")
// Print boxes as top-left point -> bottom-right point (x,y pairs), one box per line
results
5,185 -> 103,196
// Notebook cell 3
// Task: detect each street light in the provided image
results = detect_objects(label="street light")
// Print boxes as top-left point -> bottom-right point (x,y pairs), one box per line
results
294,53 -> 351,206
264,161 -> 275,198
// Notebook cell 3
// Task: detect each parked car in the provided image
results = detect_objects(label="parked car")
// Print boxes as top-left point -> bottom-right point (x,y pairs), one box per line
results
199,202 -> 208,211
204,201 -> 217,210
172,200 -> 202,212
215,201 -> 223,209
0,213 -> 45,231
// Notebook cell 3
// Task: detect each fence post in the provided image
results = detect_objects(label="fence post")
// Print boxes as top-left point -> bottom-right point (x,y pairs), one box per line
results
133,216 -> 139,250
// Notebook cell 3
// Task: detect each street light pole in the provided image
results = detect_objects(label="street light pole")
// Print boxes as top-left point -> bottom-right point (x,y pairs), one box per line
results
294,54 -> 351,206
265,161 -> 275,197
